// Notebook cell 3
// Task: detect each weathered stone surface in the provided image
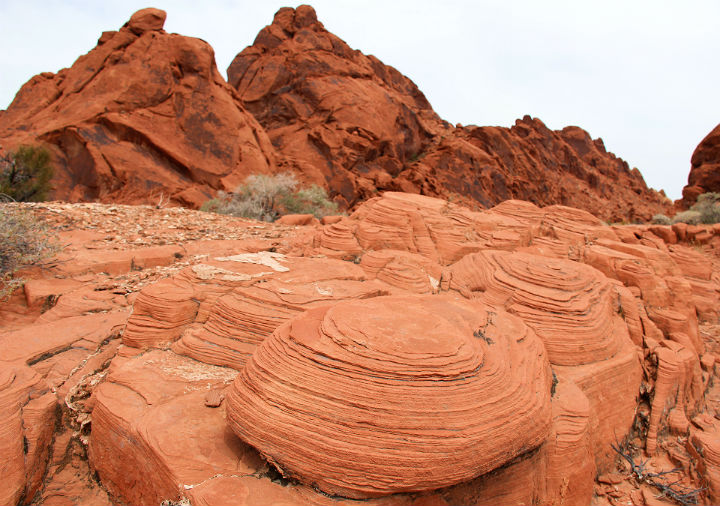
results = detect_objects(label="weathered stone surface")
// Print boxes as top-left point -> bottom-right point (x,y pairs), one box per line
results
0,364 -> 55,505
227,295 -> 553,498
0,8 -> 277,208
226,6 -> 669,221
89,350 -> 248,505
3,191 -> 720,503
680,123 -> 720,208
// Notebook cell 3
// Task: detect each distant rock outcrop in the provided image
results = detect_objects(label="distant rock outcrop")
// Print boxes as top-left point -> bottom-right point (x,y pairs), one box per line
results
227,5 -> 445,208
0,8 -> 277,208
227,5 -> 669,222
1,5 -> 671,221
680,123 -> 720,208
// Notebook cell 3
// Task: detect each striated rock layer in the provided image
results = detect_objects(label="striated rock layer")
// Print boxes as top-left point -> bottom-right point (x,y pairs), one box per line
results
4,196 -> 720,505
226,295 -> 553,498
0,8 -> 277,208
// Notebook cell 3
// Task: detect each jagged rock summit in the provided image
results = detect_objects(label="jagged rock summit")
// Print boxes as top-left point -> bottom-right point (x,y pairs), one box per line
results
0,5 -> 671,220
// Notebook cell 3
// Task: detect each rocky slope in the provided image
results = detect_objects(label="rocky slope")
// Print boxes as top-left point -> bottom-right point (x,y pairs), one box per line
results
228,6 -> 669,222
1,6 -> 670,221
0,8 -> 277,208
680,123 -> 720,208
1,194 -> 720,505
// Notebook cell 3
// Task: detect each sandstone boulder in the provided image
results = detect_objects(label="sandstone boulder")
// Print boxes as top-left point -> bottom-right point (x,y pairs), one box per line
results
226,295 -> 553,498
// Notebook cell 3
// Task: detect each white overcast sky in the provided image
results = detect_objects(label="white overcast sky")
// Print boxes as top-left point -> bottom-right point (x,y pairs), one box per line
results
1,1 -> 718,200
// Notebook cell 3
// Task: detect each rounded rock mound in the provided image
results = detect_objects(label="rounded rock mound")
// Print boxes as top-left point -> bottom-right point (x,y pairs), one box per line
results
451,250 -> 625,366
226,295 -> 552,498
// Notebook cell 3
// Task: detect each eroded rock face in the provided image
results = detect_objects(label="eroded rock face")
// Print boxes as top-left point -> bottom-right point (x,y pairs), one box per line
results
680,123 -> 720,208
226,295 -> 553,498
227,5 -> 443,209
397,118 -> 670,222
2,5 -> 670,221
225,6 -> 668,221
0,9 -> 276,208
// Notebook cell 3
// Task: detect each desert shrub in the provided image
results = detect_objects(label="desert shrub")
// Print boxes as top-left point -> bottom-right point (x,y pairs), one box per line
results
0,145 -> 54,202
650,214 -> 671,225
671,192 -> 720,225
691,192 -> 720,224
0,205 -> 60,299
672,210 -> 702,225
280,184 -> 339,218
202,173 -> 339,221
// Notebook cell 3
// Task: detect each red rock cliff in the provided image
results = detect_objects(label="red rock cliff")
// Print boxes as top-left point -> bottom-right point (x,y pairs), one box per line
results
1,5 -> 671,222
680,123 -> 720,208
227,5 -> 670,221
0,8 -> 277,208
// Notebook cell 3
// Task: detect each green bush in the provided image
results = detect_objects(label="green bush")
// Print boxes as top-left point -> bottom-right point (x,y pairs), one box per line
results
650,214 -> 671,225
202,173 -> 339,221
0,145 -> 54,202
0,206 -> 60,299
280,184 -> 339,217
672,192 -> 720,225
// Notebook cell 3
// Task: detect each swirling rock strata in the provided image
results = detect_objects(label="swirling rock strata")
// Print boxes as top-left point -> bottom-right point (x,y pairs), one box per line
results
173,277 -> 387,369
450,250 -> 625,366
0,364 -> 56,505
226,295 -> 552,498
316,192 -> 532,264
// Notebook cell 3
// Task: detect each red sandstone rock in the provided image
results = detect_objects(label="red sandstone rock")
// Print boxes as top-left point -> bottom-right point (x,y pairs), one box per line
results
0,364 -> 55,505
1,5 -> 670,221
399,119 -> 670,222
228,5 -> 443,209
680,123 -> 720,208
227,295 -> 553,498
0,8 -> 277,208
4,192 -> 720,503
226,6 -> 668,221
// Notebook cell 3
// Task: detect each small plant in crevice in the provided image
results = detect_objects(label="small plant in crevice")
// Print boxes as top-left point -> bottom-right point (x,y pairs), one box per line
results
651,213 -> 672,226
672,192 -> 720,225
611,438 -> 704,506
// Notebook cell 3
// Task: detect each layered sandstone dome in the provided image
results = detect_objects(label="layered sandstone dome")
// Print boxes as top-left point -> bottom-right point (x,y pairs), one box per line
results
226,295 -> 552,498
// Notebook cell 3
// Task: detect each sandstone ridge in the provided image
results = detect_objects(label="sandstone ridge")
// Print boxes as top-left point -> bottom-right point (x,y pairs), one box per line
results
1,6 -> 671,221
680,122 -> 720,208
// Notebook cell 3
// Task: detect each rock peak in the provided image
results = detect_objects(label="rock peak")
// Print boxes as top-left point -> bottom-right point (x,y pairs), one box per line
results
126,7 -> 167,35
271,4 -> 320,33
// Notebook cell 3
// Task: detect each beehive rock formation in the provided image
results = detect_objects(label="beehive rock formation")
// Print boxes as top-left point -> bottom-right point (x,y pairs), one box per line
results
2,195 -> 720,505
0,8 -> 276,208
226,296 -> 553,498
680,122 -> 720,208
